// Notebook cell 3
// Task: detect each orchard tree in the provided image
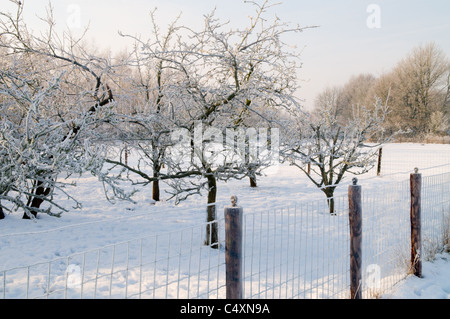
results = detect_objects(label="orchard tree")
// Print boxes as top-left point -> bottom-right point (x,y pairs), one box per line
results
0,59 -> 117,218
285,96 -> 390,214
0,1 -> 126,219
116,11 -> 184,202
106,0 -> 309,246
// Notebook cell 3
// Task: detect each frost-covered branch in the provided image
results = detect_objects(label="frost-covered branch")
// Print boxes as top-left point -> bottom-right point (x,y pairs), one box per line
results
0,1 -> 127,219
283,96 -> 391,214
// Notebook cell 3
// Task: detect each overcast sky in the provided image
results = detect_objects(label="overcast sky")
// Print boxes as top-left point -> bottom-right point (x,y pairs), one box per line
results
3,0 -> 450,110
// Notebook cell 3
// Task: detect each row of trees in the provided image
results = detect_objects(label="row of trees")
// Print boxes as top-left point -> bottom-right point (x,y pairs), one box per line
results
1,0 -> 392,239
0,1 -> 299,226
314,43 -> 450,138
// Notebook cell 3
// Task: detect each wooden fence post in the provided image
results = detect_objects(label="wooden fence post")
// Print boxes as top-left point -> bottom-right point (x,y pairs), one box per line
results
410,168 -> 422,278
225,195 -> 243,299
348,178 -> 362,299
377,147 -> 383,176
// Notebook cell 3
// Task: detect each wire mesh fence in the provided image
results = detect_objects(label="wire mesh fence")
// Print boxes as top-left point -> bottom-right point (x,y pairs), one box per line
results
1,148 -> 450,299
1,219 -> 227,299
360,178 -> 411,298
242,197 -> 350,299
375,144 -> 450,178
421,173 -> 450,261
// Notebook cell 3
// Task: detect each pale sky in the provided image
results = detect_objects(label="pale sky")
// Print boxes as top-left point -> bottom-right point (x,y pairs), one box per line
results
3,0 -> 450,110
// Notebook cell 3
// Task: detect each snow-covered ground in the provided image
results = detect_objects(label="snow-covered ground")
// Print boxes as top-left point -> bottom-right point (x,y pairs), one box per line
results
381,253 -> 450,299
0,143 -> 449,299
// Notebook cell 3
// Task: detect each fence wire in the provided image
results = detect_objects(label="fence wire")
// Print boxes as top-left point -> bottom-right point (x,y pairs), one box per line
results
360,179 -> 411,298
1,150 -> 450,299
376,144 -> 450,178
242,197 -> 350,299
421,173 -> 450,260
1,218 -> 226,299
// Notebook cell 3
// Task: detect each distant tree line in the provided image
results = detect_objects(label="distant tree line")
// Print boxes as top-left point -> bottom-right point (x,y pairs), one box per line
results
312,43 -> 450,141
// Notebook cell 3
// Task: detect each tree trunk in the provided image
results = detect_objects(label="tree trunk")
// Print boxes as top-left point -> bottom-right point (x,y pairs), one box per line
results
152,165 -> 160,202
327,195 -> 335,215
323,187 -> 336,215
248,163 -> 257,187
151,140 -> 162,202
0,203 -> 5,220
23,180 -> 51,219
152,178 -> 160,202
249,174 -> 257,188
205,174 -> 219,248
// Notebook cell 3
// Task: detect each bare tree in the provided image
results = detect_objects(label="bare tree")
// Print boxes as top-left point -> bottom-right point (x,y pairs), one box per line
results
0,1 -> 125,219
285,96 -> 390,214
313,74 -> 376,127
371,43 -> 450,137
106,0 -> 309,246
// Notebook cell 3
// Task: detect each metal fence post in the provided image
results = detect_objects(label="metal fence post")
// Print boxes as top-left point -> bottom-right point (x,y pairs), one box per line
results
225,195 -> 243,299
410,168 -> 422,278
348,178 -> 362,299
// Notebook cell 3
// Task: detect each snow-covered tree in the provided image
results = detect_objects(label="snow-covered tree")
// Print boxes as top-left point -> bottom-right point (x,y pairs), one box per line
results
105,0 -> 309,246
0,58 -> 113,218
0,1 -> 126,219
368,43 -> 450,137
284,96 -> 390,214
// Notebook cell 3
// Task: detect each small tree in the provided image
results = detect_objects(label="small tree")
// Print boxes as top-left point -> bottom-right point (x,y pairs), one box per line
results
285,97 -> 390,214
0,1 -> 126,219
0,67 -> 113,218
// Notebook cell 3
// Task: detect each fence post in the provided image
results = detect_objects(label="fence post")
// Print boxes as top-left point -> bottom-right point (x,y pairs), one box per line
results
225,195 -> 243,299
410,168 -> 422,278
377,147 -> 383,176
348,178 -> 362,299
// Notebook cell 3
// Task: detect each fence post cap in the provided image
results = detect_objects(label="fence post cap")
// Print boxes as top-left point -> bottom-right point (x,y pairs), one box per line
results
414,167 -> 419,174
352,177 -> 358,186
230,195 -> 238,207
